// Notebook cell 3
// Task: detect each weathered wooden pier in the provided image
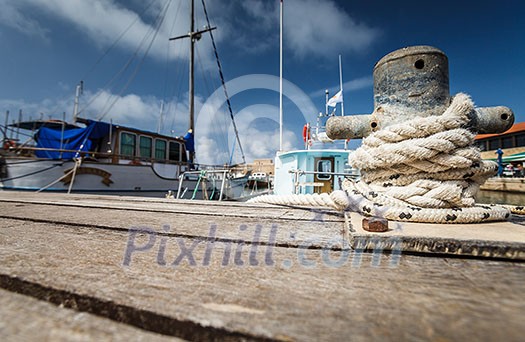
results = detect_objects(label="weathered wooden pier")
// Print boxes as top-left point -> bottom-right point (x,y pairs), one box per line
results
0,191 -> 524,341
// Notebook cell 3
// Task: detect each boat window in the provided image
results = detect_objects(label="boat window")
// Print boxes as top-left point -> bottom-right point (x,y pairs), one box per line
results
139,136 -> 152,158
169,141 -> 181,161
317,160 -> 332,180
120,132 -> 136,157
155,139 -> 167,160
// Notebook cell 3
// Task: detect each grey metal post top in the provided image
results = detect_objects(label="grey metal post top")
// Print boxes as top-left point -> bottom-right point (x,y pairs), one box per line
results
326,45 -> 514,140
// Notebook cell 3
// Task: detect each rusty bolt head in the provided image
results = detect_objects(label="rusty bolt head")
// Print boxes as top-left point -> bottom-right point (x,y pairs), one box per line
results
362,217 -> 389,232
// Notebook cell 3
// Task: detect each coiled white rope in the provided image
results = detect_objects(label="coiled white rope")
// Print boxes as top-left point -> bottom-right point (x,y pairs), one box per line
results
507,205 -> 525,215
249,93 -> 513,223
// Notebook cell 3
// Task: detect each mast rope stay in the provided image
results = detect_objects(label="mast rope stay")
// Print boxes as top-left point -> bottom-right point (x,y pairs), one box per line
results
200,0 -> 246,165
97,0 -> 174,121
76,0 -> 165,118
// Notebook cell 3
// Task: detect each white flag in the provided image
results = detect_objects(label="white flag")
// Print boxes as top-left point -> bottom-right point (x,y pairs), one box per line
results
327,90 -> 343,107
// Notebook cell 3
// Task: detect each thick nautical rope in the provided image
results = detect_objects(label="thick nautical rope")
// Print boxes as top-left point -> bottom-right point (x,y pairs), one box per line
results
249,93 -> 512,223
343,93 -> 510,223
506,205 -> 525,216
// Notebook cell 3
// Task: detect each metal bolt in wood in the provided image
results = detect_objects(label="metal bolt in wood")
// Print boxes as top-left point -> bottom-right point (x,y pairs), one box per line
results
362,217 -> 389,232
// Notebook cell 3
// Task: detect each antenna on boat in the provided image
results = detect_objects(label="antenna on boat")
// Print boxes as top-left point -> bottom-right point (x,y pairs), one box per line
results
158,100 -> 164,134
279,0 -> 284,151
16,110 -> 22,142
339,55 -> 344,117
170,0 -> 216,163
72,81 -> 84,123
325,90 -> 329,116
338,55 -> 349,149
3,111 -> 9,143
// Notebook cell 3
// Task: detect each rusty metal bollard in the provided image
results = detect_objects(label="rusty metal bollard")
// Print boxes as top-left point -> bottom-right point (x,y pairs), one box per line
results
326,46 -> 514,139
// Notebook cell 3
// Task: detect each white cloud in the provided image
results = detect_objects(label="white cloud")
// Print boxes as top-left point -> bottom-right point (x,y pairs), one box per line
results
310,76 -> 373,97
34,0 -> 188,61
197,124 -> 297,165
239,127 -> 297,162
0,0 -> 222,64
0,90 -> 190,137
241,0 -> 275,31
198,104 -> 299,165
0,88 -> 299,165
0,0 -> 50,41
0,0 -> 377,62
285,0 -> 379,58
235,0 -> 379,59
195,135 -> 230,166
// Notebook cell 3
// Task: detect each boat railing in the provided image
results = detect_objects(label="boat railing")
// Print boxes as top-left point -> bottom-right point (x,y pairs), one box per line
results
3,145 -> 187,166
176,169 -> 233,201
288,168 -> 359,194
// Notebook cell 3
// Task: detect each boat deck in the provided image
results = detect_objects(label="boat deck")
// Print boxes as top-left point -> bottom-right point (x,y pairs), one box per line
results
0,191 -> 524,340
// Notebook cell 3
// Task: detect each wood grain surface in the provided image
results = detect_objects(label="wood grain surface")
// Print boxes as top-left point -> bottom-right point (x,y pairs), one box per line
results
0,191 -> 524,341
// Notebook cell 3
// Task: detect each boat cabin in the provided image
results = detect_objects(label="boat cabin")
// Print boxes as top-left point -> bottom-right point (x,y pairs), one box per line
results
273,149 -> 358,195
5,118 -> 189,167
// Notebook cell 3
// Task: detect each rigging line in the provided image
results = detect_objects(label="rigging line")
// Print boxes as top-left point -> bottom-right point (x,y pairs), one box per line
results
169,42 -> 189,135
4,127 -> 33,140
96,14 -> 161,117
168,63 -> 186,136
163,0 -> 185,136
83,1 -> 169,119
80,0 -> 159,82
196,44 -> 231,152
98,0 -> 174,121
200,0 -> 246,164
85,0 -> 170,119
161,0 -> 183,101
195,46 -> 212,99
195,46 -> 228,151
75,0 -> 158,118
0,164 -> 62,182
82,42 -> 145,117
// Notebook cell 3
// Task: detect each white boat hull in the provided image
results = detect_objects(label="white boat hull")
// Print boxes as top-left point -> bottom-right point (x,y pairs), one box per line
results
0,157 -> 246,199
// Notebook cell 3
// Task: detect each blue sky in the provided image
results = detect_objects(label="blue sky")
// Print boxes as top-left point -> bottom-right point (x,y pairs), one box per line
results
0,0 -> 523,164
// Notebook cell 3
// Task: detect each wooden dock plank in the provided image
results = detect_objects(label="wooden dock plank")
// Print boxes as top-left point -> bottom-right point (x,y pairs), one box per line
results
0,289 -> 177,342
0,201 -> 344,250
346,212 -> 525,259
0,191 -> 343,222
1,204 -> 524,341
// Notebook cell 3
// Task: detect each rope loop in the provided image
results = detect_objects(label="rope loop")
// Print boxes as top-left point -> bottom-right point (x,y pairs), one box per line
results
249,93 -> 512,223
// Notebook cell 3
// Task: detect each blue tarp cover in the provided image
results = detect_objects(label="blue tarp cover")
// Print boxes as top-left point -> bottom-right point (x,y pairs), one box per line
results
35,120 -> 112,159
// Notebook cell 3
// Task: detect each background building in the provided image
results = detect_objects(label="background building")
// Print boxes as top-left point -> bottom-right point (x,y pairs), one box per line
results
249,159 -> 274,176
476,122 -> 525,160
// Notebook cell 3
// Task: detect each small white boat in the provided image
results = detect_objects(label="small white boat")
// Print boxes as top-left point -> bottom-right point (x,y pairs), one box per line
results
274,148 -> 358,195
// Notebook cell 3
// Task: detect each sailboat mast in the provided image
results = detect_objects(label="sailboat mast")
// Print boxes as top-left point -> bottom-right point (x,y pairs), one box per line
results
279,0 -> 283,151
189,0 -> 195,134
339,55 -> 344,117
169,0 -> 216,164
340,54 -> 348,150
72,81 -> 83,123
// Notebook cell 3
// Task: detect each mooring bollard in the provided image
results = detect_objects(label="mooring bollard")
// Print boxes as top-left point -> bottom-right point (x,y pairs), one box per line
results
326,45 -> 514,139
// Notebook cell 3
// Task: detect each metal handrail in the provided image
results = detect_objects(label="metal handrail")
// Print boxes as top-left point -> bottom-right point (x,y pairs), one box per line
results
177,169 -> 231,201
288,168 -> 359,194
288,169 -> 359,177
4,146 -> 187,166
